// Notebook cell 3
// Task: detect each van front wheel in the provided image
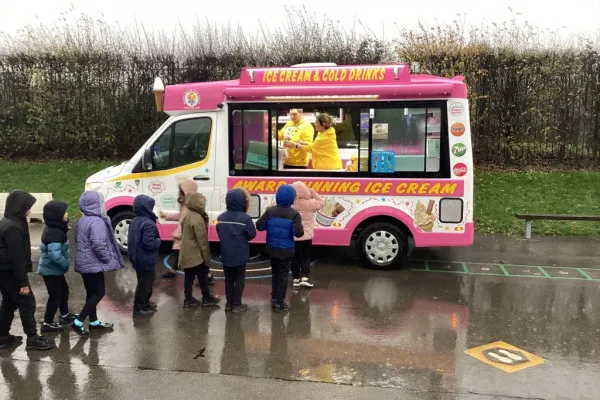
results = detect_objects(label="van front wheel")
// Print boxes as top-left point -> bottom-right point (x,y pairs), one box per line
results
357,222 -> 408,270
111,210 -> 135,254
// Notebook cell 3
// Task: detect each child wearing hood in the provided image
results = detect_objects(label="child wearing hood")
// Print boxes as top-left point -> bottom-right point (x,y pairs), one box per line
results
128,195 -> 161,317
256,185 -> 304,312
0,190 -> 55,350
179,192 -> 220,308
71,191 -> 124,336
38,200 -> 78,333
159,180 -> 215,285
291,182 -> 324,288
216,188 -> 256,313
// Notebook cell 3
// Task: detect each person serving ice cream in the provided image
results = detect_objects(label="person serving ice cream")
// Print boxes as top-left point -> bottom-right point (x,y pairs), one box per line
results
277,109 -> 314,169
285,113 -> 342,170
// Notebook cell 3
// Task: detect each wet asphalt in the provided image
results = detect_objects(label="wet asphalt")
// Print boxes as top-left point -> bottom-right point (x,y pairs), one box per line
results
1,226 -> 600,399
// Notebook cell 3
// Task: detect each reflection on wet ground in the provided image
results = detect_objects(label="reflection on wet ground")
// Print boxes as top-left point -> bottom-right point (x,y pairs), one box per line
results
2,235 -> 600,399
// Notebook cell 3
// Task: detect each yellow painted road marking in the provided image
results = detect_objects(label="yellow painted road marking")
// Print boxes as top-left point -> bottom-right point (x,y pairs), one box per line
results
464,341 -> 545,373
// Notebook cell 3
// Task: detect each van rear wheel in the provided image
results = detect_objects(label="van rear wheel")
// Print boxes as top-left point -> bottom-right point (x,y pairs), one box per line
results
111,210 -> 135,254
357,222 -> 408,270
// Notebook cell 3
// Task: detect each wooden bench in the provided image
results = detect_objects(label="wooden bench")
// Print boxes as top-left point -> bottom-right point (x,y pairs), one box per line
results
515,213 -> 600,239
0,193 -> 53,222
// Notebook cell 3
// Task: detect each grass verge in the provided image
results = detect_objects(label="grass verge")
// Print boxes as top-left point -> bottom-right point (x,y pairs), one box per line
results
475,169 -> 600,236
0,160 -> 114,213
1,160 -> 598,237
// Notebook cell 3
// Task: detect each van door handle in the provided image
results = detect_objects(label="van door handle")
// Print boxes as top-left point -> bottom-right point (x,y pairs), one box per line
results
193,175 -> 210,181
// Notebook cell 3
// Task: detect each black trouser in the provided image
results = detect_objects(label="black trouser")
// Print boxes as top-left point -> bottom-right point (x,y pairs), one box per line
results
77,272 -> 105,322
291,239 -> 312,280
134,270 -> 155,311
169,251 -> 179,271
270,257 -> 291,305
42,275 -> 70,323
184,263 -> 210,300
223,266 -> 246,307
0,271 -> 37,337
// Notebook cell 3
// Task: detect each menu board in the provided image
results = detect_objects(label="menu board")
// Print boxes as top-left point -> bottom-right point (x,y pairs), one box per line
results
371,151 -> 395,173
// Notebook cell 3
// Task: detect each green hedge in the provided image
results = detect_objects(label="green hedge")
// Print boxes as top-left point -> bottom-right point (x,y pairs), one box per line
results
0,10 -> 598,166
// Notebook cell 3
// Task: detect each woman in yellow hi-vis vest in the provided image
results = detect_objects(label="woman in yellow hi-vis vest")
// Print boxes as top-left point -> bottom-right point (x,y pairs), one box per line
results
278,109 -> 314,169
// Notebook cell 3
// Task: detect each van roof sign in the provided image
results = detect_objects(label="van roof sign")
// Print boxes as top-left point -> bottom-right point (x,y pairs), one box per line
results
240,64 -> 411,86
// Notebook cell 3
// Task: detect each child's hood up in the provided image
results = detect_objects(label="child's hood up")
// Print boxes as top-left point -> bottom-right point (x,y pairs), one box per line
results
291,181 -> 311,200
226,188 -> 250,212
79,191 -> 106,217
275,185 -> 296,208
133,195 -> 157,221
4,190 -> 36,221
185,193 -> 206,214
43,200 -> 68,229
180,180 -> 198,195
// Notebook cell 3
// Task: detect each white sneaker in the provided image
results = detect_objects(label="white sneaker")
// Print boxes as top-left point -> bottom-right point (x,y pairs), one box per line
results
293,279 -> 301,287
299,277 -> 314,288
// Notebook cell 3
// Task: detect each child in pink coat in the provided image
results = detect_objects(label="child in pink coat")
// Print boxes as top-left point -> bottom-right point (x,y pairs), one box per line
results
291,181 -> 324,288
159,180 -> 214,284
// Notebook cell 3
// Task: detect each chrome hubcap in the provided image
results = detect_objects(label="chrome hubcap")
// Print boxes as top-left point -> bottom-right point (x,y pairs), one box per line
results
365,230 -> 399,265
114,219 -> 131,249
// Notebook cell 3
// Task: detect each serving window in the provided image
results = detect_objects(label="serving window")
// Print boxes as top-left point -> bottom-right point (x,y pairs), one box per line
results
228,101 -> 450,178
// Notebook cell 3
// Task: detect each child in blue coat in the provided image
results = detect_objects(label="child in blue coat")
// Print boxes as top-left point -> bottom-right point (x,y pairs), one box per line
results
38,200 -> 78,333
128,195 -> 161,317
256,185 -> 304,312
216,188 -> 256,313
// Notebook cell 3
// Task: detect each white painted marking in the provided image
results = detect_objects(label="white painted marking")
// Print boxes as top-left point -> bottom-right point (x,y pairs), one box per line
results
487,352 -> 513,364
498,349 -> 524,361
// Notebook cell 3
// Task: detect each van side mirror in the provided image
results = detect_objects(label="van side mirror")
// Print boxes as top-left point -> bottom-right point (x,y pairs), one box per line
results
142,147 -> 153,171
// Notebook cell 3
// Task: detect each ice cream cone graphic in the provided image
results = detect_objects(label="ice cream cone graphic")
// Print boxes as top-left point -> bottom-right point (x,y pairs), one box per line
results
414,200 -> 436,232
153,77 -> 165,112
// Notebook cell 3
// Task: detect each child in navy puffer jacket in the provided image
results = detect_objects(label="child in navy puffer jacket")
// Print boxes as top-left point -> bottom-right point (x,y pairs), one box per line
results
38,201 -> 78,333
128,195 -> 161,317
217,188 -> 256,313
256,185 -> 304,312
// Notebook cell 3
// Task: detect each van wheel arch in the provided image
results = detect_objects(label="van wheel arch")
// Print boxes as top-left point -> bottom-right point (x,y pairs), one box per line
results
353,216 -> 412,270
352,216 -> 413,242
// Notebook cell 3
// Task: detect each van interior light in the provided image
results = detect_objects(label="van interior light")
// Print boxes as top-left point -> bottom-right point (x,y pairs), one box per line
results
264,95 -> 380,101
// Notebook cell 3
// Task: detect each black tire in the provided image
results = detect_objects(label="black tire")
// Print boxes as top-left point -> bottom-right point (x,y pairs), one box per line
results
357,222 -> 408,270
111,210 -> 135,254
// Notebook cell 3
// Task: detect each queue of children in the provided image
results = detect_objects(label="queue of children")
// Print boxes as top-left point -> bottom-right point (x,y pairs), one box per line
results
0,179 -> 324,350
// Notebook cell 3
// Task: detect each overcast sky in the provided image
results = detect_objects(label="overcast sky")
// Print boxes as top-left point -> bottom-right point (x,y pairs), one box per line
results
1,0 -> 599,39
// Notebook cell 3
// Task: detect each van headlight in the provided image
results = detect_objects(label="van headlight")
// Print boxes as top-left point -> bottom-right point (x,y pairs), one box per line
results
85,182 -> 104,192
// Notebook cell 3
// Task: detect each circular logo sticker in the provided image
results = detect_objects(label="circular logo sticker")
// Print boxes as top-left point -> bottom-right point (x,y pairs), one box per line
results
449,102 -> 464,116
183,90 -> 200,108
453,163 -> 468,177
450,122 -> 465,137
452,143 -> 467,157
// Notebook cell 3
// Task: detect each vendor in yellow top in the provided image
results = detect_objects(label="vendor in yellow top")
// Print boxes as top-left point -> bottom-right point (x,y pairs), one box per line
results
285,113 -> 343,170
278,108 -> 315,169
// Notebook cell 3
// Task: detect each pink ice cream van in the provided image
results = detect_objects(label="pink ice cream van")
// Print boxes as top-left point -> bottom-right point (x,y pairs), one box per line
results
84,62 -> 473,269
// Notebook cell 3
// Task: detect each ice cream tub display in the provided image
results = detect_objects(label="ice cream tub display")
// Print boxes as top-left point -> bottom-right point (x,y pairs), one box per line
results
316,197 -> 346,227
